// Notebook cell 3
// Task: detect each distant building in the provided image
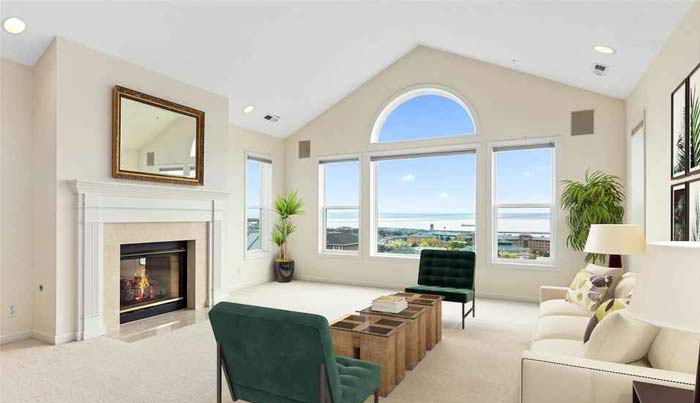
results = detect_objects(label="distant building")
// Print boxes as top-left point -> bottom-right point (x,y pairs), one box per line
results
326,231 -> 359,251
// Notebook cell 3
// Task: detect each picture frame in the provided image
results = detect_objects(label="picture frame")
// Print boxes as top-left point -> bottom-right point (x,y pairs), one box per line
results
671,80 -> 687,179
689,63 -> 700,174
671,182 -> 688,241
688,179 -> 700,242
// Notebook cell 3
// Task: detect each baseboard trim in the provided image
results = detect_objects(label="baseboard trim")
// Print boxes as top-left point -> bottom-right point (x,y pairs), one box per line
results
31,330 -> 76,345
0,329 -> 32,345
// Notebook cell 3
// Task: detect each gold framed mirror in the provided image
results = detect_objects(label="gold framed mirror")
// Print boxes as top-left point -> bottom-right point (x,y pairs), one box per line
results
112,85 -> 205,185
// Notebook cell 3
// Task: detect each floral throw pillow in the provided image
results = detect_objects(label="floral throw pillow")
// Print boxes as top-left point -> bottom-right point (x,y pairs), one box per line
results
583,298 -> 631,343
565,269 -> 614,311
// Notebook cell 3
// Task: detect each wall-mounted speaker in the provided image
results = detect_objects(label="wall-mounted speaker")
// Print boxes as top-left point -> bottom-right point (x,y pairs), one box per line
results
571,110 -> 594,136
298,140 -> 310,159
146,152 -> 155,166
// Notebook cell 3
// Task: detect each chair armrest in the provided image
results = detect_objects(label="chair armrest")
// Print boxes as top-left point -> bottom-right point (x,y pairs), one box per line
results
539,286 -> 569,302
521,350 -> 695,403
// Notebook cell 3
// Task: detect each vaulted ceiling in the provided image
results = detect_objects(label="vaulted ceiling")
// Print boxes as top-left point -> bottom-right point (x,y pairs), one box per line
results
1,1 -> 694,137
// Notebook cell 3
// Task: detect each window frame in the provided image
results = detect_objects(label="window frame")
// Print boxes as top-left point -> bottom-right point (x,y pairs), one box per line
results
244,152 -> 273,258
370,86 -> 478,144
489,139 -> 557,267
317,154 -> 362,257
369,144 -> 479,259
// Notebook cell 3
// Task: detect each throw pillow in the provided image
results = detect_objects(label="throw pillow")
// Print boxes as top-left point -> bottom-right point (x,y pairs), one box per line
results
565,269 -> 613,310
584,310 -> 660,363
583,298 -> 630,343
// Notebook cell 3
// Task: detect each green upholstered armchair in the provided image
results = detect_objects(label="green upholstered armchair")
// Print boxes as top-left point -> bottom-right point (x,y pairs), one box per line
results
209,302 -> 381,403
405,249 -> 476,329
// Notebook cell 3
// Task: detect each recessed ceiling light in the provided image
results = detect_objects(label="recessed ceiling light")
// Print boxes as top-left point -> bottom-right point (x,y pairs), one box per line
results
3,17 -> 26,34
593,45 -> 616,55
242,105 -> 255,114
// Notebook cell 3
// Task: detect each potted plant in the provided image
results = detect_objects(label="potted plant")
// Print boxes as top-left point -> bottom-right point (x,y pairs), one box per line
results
561,170 -> 624,264
271,191 -> 304,282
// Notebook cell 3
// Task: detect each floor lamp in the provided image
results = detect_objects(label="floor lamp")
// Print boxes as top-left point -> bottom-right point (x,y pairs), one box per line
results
584,224 -> 645,268
628,242 -> 700,403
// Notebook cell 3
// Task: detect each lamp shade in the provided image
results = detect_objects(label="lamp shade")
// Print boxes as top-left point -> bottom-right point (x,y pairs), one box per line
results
628,242 -> 700,332
584,224 -> 645,255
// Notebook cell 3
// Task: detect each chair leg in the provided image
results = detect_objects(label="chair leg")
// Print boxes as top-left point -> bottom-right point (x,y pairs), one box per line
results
374,389 -> 379,403
461,303 -> 465,329
472,298 -> 476,318
217,344 -> 222,403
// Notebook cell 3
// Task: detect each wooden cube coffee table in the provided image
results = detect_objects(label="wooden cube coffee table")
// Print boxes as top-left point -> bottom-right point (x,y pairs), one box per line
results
330,314 -> 405,397
358,305 -> 427,369
392,292 -> 444,349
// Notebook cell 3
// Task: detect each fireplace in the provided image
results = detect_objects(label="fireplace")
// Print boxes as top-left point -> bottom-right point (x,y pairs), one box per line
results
120,241 -> 187,324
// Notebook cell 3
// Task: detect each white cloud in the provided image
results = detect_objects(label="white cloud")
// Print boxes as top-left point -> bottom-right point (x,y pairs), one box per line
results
438,192 -> 450,199
401,173 -> 415,182
523,171 -> 532,177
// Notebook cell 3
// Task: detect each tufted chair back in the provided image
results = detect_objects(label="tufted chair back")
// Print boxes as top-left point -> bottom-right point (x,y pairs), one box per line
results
417,249 -> 475,289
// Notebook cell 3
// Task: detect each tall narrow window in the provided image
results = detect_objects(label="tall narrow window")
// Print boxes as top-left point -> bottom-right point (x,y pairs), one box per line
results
492,143 -> 555,264
246,155 -> 272,253
319,158 -> 360,254
371,150 -> 477,257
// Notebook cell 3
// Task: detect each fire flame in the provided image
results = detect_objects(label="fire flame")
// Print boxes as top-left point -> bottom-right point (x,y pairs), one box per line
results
134,272 -> 150,301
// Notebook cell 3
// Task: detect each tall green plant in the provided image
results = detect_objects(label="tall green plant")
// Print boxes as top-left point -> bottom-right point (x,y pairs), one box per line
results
561,170 -> 624,263
271,191 -> 304,261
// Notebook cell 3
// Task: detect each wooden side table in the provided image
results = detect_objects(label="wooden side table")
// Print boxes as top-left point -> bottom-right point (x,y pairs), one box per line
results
632,381 -> 694,403
392,292 -> 443,349
330,314 -> 403,397
358,305 -> 427,369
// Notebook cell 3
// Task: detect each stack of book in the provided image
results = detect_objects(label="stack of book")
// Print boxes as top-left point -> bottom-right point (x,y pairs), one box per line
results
371,295 -> 408,313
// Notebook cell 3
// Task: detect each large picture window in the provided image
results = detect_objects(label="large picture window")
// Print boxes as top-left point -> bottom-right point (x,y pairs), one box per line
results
245,155 -> 272,254
319,158 -> 360,254
492,143 -> 555,264
371,150 -> 477,257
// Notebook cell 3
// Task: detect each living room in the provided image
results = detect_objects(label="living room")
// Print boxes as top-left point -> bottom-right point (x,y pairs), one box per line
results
1,1 -> 700,403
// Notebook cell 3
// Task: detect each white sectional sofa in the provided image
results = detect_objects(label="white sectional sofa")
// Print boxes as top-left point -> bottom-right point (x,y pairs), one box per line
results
521,273 -> 698,403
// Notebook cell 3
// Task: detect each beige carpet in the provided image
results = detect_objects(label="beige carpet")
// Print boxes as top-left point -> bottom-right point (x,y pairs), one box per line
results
0,281 -> 537,403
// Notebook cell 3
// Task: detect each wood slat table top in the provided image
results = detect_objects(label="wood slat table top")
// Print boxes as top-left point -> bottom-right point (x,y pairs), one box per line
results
358,305 -> 426,319
391,292 -> 444,306
330,314 -> 402,337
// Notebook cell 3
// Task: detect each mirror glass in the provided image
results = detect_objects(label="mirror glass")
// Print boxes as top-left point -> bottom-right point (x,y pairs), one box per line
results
113,86 -> 204,185
120,98 -> 197,178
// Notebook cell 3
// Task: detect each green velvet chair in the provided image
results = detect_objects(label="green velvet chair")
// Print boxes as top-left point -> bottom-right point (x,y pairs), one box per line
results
405,249 -> 476,329
209,302 -> 381,403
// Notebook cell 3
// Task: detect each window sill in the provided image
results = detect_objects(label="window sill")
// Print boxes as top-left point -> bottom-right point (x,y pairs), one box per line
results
490,260 -> 557,271
369,253 -> 420,261
245,250 -> 272,260
318,251 -> 362,259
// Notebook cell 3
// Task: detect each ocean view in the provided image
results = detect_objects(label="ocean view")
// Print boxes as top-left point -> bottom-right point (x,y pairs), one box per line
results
327,211 -> 550,233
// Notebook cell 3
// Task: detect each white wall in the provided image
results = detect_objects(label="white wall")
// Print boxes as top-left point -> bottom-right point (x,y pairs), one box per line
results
0,60 -> 35,343
284,46 -> 627,301
1,38 -> 285,343
626,2 -> 700,257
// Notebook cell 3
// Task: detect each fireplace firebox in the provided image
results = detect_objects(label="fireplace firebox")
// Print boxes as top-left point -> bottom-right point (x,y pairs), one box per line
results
120,241 -> 187,324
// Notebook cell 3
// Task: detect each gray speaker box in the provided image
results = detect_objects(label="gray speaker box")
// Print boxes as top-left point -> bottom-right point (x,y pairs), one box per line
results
571,110 -> 594,136
298,140 -> 310,159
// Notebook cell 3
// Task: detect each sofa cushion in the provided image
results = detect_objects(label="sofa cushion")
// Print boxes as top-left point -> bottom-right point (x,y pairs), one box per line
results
648,328 -> 700,374
584,310 -> 660,364
335,356 -> 382,403
613,272 -> 636,299
539,299 -> 592,318
530,339 -> 585,357
405,284 -> 474,303
565,271 -> 613,310
534,315 -> 590,341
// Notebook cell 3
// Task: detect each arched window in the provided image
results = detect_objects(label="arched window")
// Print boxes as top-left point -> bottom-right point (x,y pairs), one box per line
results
371,87 -> 476,143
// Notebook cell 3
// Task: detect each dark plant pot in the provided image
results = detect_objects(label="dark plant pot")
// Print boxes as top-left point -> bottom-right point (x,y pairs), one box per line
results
274,260 -> 294,283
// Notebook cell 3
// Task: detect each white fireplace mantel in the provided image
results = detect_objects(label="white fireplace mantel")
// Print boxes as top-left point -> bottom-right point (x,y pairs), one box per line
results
71,180 -> 230,341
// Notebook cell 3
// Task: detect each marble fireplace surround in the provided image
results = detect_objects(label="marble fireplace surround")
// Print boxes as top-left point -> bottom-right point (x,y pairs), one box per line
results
73,180 -> 229,340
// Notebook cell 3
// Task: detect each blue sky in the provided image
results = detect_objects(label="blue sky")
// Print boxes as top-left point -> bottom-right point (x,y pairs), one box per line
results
318,95 -> 553,215
246,160 -> 261,207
